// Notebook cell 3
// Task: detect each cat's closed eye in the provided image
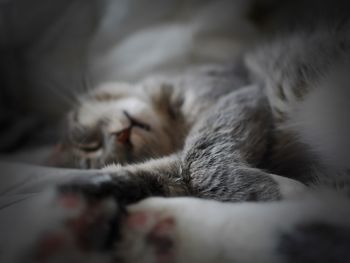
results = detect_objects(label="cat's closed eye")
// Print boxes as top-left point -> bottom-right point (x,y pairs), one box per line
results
71,129 -> 103,152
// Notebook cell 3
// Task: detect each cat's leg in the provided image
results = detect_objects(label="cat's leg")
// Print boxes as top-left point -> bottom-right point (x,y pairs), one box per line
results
182,85 -> 306,201
117,193 -> 350,263
14,190 -> 350,263
60,154 -> 189,205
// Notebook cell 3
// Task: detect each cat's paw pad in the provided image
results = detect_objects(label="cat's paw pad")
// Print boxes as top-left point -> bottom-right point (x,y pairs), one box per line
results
26,192 -> 121,263
119,209 -> 177,263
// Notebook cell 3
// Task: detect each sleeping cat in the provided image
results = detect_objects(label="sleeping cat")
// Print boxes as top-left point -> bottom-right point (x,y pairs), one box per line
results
7,5 -> 350,263
7,23 -> 350,263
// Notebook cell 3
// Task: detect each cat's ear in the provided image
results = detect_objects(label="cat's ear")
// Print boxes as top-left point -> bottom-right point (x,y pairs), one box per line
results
143,79 -> 183,120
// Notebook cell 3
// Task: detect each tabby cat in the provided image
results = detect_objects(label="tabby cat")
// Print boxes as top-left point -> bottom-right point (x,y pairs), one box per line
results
7,2 -> 350,263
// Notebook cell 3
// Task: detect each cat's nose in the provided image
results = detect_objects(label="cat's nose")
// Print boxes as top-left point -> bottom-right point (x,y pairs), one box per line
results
69,127 -> 103,152
111,128 -> 132,145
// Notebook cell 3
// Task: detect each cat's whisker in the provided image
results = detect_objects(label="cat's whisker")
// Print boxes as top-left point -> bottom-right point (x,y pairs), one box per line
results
38,70 -> 83,108
74,66 -> 94,96
46,82 -> 79,107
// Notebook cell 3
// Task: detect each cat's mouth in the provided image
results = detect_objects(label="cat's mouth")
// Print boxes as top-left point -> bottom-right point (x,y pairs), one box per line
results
110,110 -> 151,148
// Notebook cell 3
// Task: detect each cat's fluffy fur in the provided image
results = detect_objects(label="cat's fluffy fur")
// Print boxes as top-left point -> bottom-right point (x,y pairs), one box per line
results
6,1 -> 350,263
8,26 -> 350,262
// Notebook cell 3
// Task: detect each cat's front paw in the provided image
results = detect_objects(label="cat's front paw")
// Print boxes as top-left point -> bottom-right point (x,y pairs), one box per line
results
10,189 -> 123,263
58,169 -> 168,205
10,186 -> 179,263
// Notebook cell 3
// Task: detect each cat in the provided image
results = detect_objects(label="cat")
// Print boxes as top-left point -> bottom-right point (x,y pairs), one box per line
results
51,60 -> 304,203
6,2 -> 350,263
6,23 -> 350,263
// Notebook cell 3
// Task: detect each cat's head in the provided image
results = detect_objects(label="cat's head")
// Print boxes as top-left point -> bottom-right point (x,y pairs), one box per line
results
49,81 -> 185,168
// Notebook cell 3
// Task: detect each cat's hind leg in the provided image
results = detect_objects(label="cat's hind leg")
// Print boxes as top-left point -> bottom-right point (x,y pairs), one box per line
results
120,193 -> 350,263
19,191 -> 350,263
